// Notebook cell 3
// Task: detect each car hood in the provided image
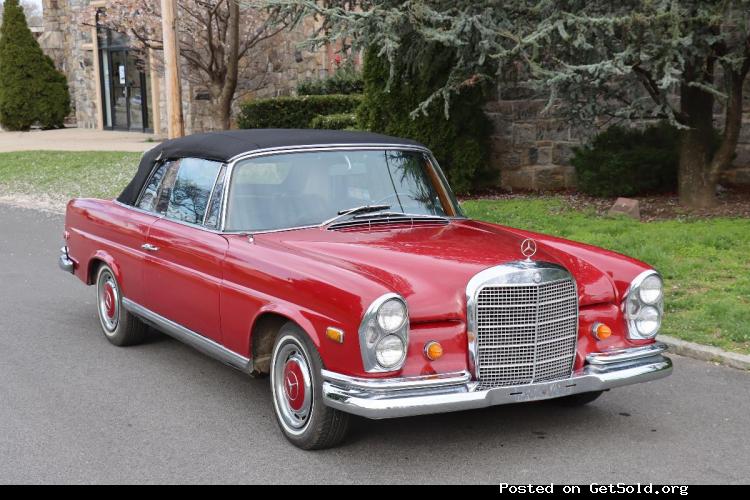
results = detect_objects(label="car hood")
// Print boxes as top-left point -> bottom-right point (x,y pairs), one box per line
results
256,220 -> 629,323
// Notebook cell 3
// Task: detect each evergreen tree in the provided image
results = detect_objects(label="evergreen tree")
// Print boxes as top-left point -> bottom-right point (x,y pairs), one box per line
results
0,0 -> 70,131
358,45 -> 492,194
257,0 -> 750,208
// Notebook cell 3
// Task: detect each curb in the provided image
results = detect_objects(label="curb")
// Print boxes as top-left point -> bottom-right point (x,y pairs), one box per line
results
660,335 -> 750,371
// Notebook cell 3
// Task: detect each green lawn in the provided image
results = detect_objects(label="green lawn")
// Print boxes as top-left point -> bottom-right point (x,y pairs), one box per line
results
0,151 -> 140,208
1,151 -> 747,354
463,198 -> 750,355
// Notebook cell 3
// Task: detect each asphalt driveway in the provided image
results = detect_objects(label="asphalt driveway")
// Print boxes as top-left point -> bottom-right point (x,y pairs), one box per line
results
0,203 -> 748,484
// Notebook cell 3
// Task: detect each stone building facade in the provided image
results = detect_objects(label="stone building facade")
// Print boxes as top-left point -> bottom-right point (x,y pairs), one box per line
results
38,0 -> 99,129
38,0 -> 331,135
485,80 -> 750,191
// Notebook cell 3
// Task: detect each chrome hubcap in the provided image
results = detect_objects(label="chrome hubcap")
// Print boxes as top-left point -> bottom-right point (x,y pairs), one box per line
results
273,342 -> 313,432
98,271 -> 119,333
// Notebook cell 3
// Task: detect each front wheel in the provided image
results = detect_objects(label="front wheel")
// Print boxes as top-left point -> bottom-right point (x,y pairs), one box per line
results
270,322 -> 350,450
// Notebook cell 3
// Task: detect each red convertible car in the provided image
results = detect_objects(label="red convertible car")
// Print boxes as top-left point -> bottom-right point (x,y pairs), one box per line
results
60,129 -> 671,449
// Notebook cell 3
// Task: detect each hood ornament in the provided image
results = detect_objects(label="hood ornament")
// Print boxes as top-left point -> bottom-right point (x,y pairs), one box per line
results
521,238 -> 537,262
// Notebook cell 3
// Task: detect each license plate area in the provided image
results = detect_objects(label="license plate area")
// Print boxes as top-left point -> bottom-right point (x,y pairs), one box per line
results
499,379 -> 578,402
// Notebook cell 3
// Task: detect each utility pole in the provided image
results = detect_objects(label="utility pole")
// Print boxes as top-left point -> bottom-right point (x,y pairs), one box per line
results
161,0 -> 184,138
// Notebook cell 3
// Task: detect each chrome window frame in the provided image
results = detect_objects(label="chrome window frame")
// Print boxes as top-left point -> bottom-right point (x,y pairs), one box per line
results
202,163 -> 227,228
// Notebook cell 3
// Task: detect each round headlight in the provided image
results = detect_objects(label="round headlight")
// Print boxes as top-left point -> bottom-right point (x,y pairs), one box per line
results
635,306 -> 661,338
377,298 -> 407,332
375,335 -> 405,368
639,275 -> 663,305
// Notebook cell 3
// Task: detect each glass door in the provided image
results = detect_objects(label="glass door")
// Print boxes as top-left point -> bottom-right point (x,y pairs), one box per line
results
97,22 -> 151,132
127,58 -> 147,131
111,50 -> 129,130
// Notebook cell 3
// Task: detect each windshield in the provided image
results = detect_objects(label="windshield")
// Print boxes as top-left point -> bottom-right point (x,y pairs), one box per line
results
224,149 -> 463,232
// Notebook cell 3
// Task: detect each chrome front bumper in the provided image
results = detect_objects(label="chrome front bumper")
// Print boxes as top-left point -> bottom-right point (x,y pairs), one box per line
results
58,246 -> 75,274
322,343 -> 672,419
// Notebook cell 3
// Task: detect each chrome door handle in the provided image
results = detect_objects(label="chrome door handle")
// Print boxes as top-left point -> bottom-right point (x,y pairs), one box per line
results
141,243 -> 160,252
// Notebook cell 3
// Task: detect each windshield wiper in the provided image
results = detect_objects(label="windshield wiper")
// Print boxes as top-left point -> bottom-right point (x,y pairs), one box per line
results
351,210 -> 448,221
321,204 -> 391,227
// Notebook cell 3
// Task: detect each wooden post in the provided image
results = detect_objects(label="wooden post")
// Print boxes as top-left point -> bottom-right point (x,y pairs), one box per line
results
90,26 -> 104,130
161,0 -> 184,138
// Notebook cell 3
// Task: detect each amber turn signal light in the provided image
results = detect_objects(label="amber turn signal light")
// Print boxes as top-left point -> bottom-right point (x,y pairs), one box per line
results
424,341 -> 444,361
326,327 -> 344,344
592,322 -> 612,340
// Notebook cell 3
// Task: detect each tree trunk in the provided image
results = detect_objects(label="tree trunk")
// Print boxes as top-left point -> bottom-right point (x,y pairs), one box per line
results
677,67 -> 717,209
215,0 -> 240,130
212,96 -> 233,130
678,125 -> 715,208
677,52 -> 749,209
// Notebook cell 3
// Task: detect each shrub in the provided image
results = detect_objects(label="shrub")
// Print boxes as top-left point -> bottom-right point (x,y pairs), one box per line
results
0,0 -> 70,130
309,112 -> 358,130
36,55 -> 72,129
237,94 -> 362,129
297,61 -> 364,96
571,123 -> 682,197
357,46 -> 492,194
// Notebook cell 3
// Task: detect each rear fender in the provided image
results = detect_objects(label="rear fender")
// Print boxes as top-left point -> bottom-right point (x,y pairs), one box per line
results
86,250 -> 122,286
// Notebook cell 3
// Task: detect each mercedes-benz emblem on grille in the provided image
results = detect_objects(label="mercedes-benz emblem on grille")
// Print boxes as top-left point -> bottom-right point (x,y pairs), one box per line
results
521,238 -> 537,261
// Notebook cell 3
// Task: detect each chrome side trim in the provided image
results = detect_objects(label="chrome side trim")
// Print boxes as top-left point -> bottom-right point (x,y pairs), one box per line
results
465,261 -> 574,379
586,342 -> 667,365
122,298 -> 253,373
322,351 -> 672,419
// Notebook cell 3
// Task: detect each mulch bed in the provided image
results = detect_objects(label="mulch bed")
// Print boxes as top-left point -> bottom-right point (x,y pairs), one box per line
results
464,188 -> 750,221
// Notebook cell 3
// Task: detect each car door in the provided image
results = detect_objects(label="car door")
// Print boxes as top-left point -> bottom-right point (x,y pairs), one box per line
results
142,158 -> 228,343
117,159 -> 174,306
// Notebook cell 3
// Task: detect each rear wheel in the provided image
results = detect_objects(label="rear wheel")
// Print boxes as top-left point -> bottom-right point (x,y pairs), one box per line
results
270,322 -> 350,450
554,390 -> 604,406
95,264 -> 148,346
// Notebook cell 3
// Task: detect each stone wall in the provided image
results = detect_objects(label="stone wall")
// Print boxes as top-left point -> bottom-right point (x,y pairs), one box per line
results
485,99 -> 580,191
38,0 -> 97,128
186,16 -> 329,133
486,79 -> 750,191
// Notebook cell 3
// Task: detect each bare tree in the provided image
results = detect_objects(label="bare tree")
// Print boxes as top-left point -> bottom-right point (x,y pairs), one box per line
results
82,0 -> 292,130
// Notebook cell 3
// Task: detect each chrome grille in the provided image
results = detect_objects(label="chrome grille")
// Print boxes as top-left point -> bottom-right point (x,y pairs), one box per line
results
475,278 -> 578,388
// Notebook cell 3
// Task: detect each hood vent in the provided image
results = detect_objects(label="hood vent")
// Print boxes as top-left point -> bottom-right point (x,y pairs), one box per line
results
327,213 -> 450,232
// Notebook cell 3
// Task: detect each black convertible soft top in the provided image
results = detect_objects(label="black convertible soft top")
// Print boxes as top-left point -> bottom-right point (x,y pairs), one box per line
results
117,129 -> 425,205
